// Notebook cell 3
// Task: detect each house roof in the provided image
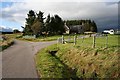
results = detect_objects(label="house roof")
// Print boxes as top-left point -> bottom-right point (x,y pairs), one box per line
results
64,22 -> 85,33
69,25 -> 84,29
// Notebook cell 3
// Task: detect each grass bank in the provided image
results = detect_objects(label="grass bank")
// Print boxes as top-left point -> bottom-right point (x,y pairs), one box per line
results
0,33 -> 22,51
35,35 -> 119,78
35,45 -> 78,78
0,36 -> 14,51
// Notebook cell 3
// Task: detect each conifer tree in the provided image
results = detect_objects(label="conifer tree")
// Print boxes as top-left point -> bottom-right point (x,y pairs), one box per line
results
24,10 -> 36,35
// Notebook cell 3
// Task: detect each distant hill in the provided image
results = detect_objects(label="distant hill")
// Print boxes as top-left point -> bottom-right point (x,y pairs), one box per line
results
0,26 -> 13,33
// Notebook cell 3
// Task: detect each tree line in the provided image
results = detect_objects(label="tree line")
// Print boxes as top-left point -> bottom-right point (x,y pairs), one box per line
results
22,10 -> 97,37
65,20 -> 97,32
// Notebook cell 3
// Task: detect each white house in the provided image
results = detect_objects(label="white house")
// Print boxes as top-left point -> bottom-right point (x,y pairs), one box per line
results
64,22 -> 70,34
103,29 -> 114,34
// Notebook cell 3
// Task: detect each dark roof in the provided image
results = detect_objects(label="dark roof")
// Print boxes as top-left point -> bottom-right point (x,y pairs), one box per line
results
69,25 -> 84,28
64,24 -> 84,33
69,25 -> 83,31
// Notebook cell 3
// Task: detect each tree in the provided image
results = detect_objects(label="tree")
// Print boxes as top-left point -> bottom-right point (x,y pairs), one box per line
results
54,15 -> 65,34
45,14 -> 51,33
23,10 -> 45,37
31,21 -> 43,37
13,29 -> 21,33
90,21 -> 97,32
49,16 -> 55,34
36,11 -> 45,23
45,14 -> 65,35
24,10 -> 36,35
31,11 -> 45,37
45,15 -> 65,35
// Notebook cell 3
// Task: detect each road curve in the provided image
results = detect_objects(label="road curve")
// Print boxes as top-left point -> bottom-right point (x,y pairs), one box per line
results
2,40 -> 56,78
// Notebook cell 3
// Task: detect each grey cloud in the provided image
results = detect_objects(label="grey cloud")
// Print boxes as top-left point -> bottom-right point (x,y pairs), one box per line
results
1,2 -> 118,32
1,2 -> 28,24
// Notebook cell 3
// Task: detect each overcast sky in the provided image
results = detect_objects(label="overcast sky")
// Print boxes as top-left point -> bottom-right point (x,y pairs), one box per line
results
0,0 -> 119,32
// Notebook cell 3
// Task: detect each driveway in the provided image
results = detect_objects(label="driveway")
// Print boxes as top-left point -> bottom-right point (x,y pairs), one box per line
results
2,40 -> 56,78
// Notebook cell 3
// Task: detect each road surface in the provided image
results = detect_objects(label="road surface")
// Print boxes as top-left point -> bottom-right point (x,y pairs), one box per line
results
2,40 -> 56,78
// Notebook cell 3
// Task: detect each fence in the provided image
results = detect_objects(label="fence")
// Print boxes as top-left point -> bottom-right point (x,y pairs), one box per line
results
57,34 -> 117,48
22,35 -> 36,39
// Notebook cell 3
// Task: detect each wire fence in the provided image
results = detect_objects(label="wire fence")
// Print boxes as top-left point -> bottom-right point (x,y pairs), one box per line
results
57,34 -> 118,48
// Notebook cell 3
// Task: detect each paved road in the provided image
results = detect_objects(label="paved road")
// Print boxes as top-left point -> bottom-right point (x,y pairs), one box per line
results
2,40 -> 56,78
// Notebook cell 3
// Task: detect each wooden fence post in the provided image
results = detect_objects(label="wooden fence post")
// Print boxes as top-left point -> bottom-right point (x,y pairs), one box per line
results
82,37 -> 84,43
68,35 -> 70,42
57,38 -> 59,48
106,35 -> 108,48
74,35 -> 77,45
57,38 -> 59,44
92,36 -> 96,48
62,35 -> 64,44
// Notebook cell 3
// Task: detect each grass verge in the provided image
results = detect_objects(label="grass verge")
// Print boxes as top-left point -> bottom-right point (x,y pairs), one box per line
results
35,44 -> 79,78
0,38 -> 14,52
0,33 -> 22,51
35,35 -> 119,78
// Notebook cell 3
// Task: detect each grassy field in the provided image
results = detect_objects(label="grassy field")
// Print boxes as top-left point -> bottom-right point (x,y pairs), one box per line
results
18,34 -> 83,42
76,34 -> 119,48
35,35 -> 119,78
4,33 -> 22,39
